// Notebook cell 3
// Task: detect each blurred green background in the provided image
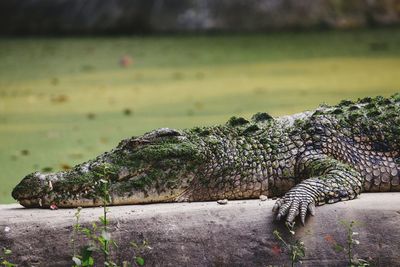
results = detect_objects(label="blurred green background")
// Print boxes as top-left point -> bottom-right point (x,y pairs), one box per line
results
1,28 -> 400,203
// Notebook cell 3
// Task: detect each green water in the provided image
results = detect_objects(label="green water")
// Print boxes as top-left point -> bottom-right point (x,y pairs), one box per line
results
1,29 -> 400,203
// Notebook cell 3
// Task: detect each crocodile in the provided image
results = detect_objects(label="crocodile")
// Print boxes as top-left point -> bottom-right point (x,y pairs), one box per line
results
11,94 -> 400,225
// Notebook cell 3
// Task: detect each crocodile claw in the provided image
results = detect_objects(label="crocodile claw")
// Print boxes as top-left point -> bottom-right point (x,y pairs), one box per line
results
272,190 -> 316,225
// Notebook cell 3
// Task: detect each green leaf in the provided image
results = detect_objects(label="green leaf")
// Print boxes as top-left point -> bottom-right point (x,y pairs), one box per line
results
81,227 -> 92,237
333,244 -> 344,253
82,257 -> 94,267
3,249 -> 12,255
97,236 -> 106,246
135,256 -> 145,266
111,239 -> 119,248
82,256 -> 94,267
2,260 -> 16,267
81,245 -> 95,265
130,241 -> 139,249
99,216 -> 108,225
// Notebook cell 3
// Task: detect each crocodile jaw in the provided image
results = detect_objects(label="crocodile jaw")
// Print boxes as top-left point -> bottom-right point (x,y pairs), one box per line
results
13,170 -> 193,208
17,190 -> 186,208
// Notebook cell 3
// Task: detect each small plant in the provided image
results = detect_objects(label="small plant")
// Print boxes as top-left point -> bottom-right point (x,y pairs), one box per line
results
273,225 -> 305,267
0,247 -> 15,267
130,240 -> 152,266
72,207 -> 83,262
96,178 -> 114,266
72,177 -> 118,266
71,165 -> 150,267
326,220 -> 369,267
71,206 -> 97,267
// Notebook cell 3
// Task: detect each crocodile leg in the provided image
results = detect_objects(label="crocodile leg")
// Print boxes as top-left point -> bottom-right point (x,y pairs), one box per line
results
273,150 -> 363,225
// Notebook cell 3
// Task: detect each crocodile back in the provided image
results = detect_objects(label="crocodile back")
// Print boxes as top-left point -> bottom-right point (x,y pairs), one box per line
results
306,94 -> 400,192
312,94 -> 400,154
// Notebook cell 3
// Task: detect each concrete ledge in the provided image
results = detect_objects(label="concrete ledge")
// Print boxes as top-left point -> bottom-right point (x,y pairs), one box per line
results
1,193 -> 400,266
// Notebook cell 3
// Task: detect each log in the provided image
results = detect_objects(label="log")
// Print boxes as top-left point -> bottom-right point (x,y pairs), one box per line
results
1,193 -> 400,266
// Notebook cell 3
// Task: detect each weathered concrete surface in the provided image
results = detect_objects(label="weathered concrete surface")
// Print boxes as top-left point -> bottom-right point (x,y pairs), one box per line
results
1,193 -> 400,266
1,0 -> 400,35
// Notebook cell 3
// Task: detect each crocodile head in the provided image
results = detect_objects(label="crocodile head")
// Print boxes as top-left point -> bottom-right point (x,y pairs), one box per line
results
12,128 -> 208,208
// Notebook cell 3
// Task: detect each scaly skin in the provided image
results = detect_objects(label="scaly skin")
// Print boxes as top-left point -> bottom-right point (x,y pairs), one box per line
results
12,94 -> 400,225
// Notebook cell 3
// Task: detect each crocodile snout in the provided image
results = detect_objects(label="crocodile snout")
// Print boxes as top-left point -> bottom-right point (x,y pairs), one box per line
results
12,172 -> 50,205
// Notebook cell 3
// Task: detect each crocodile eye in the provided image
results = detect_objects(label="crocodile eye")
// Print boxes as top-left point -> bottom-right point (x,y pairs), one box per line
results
150,128 -> 183,138
122,128 -> 186,149
141,128 -> 186,143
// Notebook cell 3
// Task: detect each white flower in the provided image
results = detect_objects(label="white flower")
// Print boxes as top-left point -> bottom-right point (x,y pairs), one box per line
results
4,226 -> 10,232
101,230 -> 111,241
72,256 -> 82,266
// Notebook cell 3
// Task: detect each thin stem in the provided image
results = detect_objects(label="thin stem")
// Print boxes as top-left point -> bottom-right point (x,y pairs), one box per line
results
347,221 -> 353,265
72,207 -> 81,258
103,182 -> 109,264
